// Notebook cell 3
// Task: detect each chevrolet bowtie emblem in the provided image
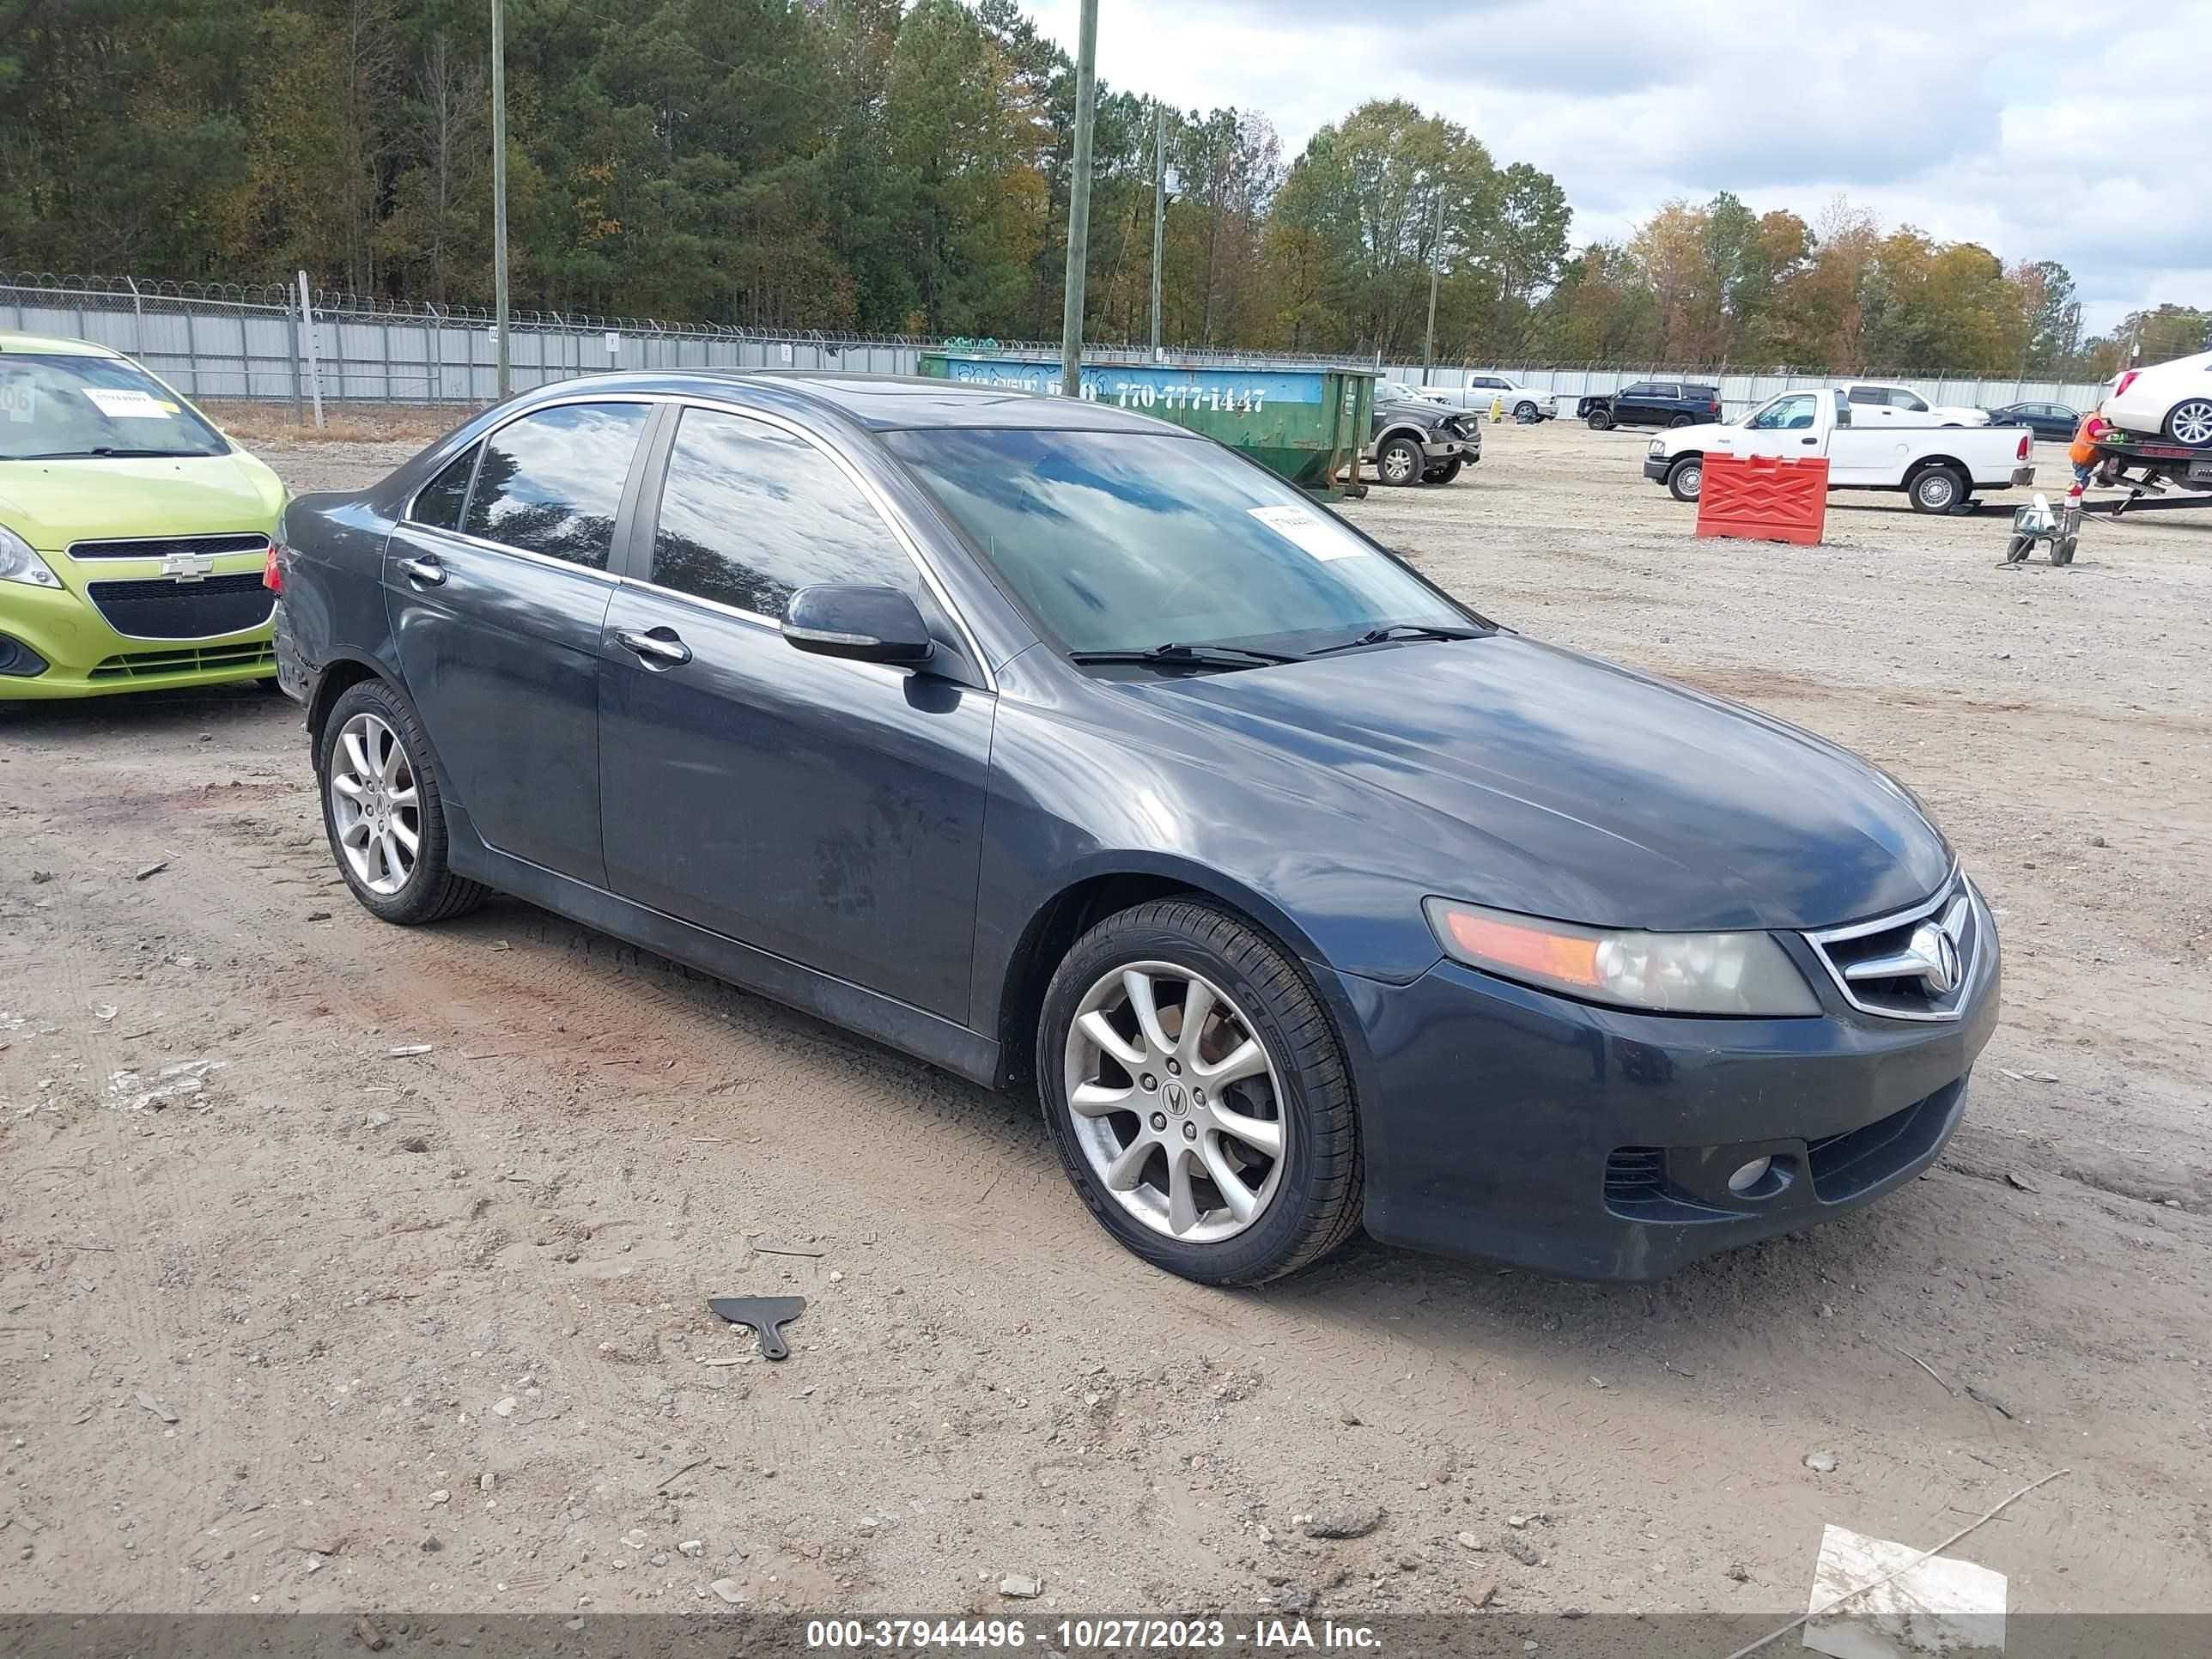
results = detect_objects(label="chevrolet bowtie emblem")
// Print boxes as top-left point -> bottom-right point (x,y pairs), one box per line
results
160,552 -> 217,583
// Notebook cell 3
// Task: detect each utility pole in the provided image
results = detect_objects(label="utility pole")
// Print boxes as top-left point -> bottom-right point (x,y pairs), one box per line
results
1150,101 -> 1165,361
491,0 -> 511,400
1422,189 -> 1443,376
1059,0 -> 1099,398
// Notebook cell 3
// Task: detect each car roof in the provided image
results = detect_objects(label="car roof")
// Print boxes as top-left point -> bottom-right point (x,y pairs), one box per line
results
517,368 -> 1203,435
0,331 -> 124,359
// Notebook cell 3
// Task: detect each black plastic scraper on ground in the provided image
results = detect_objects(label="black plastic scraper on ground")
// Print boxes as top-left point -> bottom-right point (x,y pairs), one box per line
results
708,1296 -> 807,1361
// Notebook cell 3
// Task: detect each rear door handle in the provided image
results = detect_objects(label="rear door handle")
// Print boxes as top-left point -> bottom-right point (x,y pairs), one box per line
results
614,627 -> 692,666
397,555 -> 446,586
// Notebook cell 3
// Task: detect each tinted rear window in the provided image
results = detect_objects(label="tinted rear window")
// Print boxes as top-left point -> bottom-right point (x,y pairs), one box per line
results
463,403 -> 651,568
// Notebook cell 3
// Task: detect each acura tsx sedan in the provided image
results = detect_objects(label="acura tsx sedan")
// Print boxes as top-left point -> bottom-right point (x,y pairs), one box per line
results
271,372 -> 1998,1287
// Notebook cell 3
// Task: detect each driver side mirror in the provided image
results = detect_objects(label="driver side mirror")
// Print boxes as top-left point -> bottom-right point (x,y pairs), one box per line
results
781,583 -> 935,666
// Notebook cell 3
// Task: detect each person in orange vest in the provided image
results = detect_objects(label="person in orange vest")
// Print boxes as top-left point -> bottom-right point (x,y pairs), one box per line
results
2067,409 -> 2118,501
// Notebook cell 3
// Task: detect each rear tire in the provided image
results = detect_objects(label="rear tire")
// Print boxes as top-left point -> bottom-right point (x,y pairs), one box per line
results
1377,435 -> 1425,486
2051,535 -> 2077,567
319,678 -> 488,927
1909,465 -> 1967,514
1036,897 -> 1363,1286
1668,413 -> 1695,428
1667,456 -> 1705,503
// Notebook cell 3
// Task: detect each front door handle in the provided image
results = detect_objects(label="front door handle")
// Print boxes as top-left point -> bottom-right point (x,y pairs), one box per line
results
397,555 -> 446,586
1801,436 -> 1820,446
614,627 -> 692,666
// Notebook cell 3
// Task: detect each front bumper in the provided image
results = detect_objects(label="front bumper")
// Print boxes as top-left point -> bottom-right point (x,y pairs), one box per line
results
1643,455 -> 1673,483
0,565 -> 276,700
1325,919 -> 2000,1280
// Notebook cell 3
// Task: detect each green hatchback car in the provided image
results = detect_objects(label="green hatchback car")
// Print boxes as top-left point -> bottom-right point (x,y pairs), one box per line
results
1,332 -> 285,700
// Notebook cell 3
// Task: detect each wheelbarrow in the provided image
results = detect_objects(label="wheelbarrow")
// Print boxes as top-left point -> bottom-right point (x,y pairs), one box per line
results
2003,494 -> 2080,567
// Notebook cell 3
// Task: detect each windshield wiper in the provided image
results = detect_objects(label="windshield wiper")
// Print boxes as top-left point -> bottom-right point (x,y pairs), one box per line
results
1304,623 -> 1483,658
10,447 -> 208,460
1066,641 -> 1301,672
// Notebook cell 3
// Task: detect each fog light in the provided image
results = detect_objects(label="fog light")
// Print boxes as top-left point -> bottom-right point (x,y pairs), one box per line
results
1727,1156 -> 1773,1195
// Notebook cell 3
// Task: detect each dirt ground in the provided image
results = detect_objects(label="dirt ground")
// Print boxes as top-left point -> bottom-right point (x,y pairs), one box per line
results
3,408 -> 2209,1623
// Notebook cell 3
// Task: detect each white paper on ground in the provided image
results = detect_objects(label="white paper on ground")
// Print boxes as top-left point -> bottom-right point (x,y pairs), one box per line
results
1247,502 -> 1369,562
82,387 -> 169,419
1803,1523 -> 2008,1659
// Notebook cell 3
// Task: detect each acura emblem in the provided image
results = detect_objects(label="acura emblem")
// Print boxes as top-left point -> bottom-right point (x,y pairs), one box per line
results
1905,921 -> 1960,997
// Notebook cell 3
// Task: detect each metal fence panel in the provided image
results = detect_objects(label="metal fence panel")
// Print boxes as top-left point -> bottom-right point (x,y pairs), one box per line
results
0,272 -> 2112,419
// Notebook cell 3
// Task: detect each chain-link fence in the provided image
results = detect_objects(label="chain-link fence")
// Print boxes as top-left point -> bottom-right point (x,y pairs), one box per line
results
0,270 -> 2112,421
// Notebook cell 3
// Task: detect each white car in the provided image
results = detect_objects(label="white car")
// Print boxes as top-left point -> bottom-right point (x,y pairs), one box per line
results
2101,349 -> 2212,447
1838,381 -> 1990,428
1421,374 -> 1551,422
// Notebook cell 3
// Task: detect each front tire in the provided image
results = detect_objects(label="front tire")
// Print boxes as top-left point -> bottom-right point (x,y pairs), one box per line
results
1424,457 -> 1464,484
2166,398 -> 2212,447
1036,898 -> 1363,1286
1514,400 -> 1540,422
1909,465 -> 1967,514
1667,456 -> 1705,503
1377,435 -> 1425,486
1586,408 -> 1613,431
319,679 -> 488,926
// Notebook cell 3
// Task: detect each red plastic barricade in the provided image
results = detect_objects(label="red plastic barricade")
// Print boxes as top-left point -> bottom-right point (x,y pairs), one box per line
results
1695,453 -> 1829,545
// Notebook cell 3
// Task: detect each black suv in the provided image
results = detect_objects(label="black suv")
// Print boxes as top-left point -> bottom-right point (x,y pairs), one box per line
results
1583,382 -> 1723,431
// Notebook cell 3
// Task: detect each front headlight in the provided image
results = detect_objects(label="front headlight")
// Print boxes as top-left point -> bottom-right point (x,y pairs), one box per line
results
0,525 -> 64,589
1422,897 -> 1821,1017
1648,438 -> 1664,454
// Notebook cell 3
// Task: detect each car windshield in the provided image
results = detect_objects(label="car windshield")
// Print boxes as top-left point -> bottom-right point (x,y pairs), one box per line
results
885,427 -> 1475,659
0,352 -> 228,460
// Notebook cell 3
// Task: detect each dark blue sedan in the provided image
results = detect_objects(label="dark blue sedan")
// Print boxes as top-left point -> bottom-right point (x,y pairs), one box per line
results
271,373 -> 1998,1286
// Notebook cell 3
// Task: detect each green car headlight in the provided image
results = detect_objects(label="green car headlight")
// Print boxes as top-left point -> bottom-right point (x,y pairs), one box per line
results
0,524 -> 64,589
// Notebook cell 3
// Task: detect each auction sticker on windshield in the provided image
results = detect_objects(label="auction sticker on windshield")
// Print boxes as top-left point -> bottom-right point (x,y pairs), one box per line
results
1248,502 -> 1369,562
82,387 -> 173,419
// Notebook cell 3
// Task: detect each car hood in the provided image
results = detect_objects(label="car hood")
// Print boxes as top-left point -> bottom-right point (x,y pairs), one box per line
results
1151,634 -> 1951,932
0,451 -> 284,550
1656,420 -> 1733,450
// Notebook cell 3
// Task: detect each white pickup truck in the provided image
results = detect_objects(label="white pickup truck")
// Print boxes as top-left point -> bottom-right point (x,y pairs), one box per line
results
1643,386 -> 2037,514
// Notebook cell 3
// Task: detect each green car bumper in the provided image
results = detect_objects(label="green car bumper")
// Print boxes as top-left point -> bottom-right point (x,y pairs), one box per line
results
1,545 -> 277,700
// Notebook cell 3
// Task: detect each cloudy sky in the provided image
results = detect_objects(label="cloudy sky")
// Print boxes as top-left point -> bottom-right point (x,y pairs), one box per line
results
1024,0 -> 2210,336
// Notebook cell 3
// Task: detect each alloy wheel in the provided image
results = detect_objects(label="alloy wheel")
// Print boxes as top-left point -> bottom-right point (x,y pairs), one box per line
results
329,711 -> 420,895
1382,447 -> 1416,483
2171,399 -> 2212,447
1061,962 -> 1288,1244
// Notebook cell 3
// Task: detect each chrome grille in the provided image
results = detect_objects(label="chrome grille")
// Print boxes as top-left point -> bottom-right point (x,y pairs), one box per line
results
1805,872 -> 1983,1023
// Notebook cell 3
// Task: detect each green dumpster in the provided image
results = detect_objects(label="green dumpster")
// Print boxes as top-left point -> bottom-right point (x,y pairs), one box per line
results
917,351 -> 1376,500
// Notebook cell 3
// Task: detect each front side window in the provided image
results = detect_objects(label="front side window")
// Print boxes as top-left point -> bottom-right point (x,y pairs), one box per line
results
463,402 -> 651,568
647,407 -> 916,618
1620,384 -> 1655,398
886,428 -> 1473,659
1891,390 -> 1929,411
0,352 -> 228,462
410,444 -> 478,531
1747,393 -> 1817,430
